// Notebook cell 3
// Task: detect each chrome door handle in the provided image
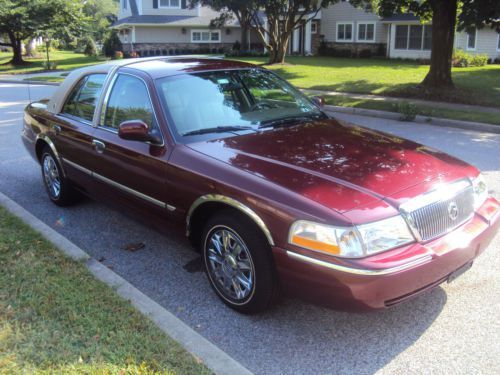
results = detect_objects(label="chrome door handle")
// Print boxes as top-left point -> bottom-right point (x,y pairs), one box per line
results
92,139 -> 106,153
52,124 -> 62,135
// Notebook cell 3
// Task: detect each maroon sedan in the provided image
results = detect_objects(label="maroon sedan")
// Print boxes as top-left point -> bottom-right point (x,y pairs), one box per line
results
22,57 -> 499,313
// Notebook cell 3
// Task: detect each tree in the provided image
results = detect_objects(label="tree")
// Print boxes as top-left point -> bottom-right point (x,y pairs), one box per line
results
82,0 -> 119,44
352,0 -> 500,89
195,1 -> 340,64
191,1 -> 254,51
103,30 -> 123,57
0,0 -> 86,65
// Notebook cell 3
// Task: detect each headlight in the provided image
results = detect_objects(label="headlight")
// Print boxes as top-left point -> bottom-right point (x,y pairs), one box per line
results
472,174 -> 488,209
289,216 -> 414,258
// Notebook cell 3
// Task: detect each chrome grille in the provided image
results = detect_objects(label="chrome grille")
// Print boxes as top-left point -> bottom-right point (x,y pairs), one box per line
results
400,180 -> 475,242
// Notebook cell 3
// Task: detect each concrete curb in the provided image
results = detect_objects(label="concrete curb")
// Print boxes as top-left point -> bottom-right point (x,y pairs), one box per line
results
0,191 -> 253,375
0,79 -> 61,86
325,104 -> 500,135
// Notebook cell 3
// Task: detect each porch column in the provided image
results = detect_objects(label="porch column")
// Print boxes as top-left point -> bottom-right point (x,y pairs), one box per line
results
293,27 -> 300,52
305,19 -> 312,55
264,19 -> 269,52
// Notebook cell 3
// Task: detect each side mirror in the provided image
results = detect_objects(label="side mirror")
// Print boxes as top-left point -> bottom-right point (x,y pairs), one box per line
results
311,96 -> 325,109
118,120 -> 161,145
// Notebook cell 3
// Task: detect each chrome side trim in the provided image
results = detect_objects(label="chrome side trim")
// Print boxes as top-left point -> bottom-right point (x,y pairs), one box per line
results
35,135 -> 66,177
287,251 -> 433,276
62,158 -> 91,175
93,172 -> 166,209
186,194 -> 275,246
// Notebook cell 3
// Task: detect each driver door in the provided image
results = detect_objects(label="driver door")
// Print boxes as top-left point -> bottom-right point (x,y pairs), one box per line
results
90,72 -> 169,217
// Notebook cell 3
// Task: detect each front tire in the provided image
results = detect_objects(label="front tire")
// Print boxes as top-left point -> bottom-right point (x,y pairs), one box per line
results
41,146 -> 81,206
202,210 -> 279,314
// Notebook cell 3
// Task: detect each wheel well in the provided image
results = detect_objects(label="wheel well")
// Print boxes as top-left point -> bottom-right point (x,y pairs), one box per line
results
188,202 -> 270,251
35,139 -> 49,163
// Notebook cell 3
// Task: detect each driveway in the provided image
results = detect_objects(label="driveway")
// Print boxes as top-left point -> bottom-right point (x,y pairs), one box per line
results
1,83 -> 499,375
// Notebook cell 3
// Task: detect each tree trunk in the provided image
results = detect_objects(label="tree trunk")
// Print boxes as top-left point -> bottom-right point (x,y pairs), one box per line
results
7,32 -> 25,65
421,0 -> 457,88
241,25 -> 249,51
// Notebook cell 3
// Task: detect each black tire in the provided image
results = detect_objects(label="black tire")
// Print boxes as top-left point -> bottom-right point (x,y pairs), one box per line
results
201,210 -> 279,314
41,146 -> 81,206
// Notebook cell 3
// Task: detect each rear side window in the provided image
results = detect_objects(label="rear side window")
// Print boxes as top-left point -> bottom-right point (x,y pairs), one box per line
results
62,74 -> 107,123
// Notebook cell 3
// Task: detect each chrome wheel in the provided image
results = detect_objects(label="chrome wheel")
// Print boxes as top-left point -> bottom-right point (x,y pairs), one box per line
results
205,227 -> 255,302
43,154 -> 61,199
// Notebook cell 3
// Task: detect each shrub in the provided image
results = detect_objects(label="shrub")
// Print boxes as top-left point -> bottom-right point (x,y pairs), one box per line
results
83,37 -> 97,56
358,48 -> 372,58
129,51 -> 139,58
395,101 -> 418,122
42,61 -> 58,70
452,49 -> 488,67
114,51 -> 124,59
103,30 -> 123,57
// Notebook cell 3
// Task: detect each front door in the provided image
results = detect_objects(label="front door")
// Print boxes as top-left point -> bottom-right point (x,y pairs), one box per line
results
90,72 -> 169,217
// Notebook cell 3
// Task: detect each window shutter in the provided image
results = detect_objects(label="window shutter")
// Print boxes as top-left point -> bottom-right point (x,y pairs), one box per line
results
153,0 -> 158,9
181,0 -> 187,9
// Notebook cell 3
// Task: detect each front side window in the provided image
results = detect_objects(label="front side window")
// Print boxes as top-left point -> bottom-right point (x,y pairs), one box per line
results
62,74 -> 106,123
467,29 -> 476,50
160,0 -> 180,8
337,23 -> 353,41
156,69 -> 322,140
191,30 -> 220,43
358,23 -> 375,42
103,74 -> 157,134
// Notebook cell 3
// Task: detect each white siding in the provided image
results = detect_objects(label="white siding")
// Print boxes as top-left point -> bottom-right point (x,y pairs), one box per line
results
118,0 -> 133,19
142,0 -> 198,16
321,2 -> 387,44
455,28 -> 500,59
133,26 -> 241,44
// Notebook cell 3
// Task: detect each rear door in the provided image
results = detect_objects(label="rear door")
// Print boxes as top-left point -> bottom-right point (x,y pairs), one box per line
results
53,74 -> 106,193
90,72 -> 169,216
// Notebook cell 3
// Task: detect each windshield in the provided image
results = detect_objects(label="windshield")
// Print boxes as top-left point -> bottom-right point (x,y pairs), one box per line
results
156,68 -> 322,140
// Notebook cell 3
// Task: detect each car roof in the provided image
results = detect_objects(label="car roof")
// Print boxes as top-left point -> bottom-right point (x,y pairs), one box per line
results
47,57 -> 257,114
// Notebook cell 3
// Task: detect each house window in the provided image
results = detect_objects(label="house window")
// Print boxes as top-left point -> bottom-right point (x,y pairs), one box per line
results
159,0 -> 180,8
467,28 -> 476,50
395,24 -> 432,51
122,0 -> 127,10
395,25 -> 409,49
311,21 -> 318,34
191,30 -> 221,43
337,23 -> 353,42
357,23 -> 375,42
409,25 -> 423,49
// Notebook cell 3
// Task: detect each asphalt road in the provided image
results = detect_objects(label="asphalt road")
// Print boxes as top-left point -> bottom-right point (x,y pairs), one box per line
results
1,83 -> 499,375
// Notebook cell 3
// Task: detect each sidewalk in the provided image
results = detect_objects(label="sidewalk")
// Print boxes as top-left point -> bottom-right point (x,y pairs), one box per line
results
303,89 -> 500,115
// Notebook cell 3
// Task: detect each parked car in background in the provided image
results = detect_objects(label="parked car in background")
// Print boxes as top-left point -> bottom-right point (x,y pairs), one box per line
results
22,57 -> 500,313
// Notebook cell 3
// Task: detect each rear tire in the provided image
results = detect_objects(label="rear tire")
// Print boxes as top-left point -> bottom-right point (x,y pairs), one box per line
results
41,146 -> 81,206
201,210 -> 279,314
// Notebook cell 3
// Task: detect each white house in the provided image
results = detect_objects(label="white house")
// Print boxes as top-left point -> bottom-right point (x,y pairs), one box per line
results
113,0 -> 500,61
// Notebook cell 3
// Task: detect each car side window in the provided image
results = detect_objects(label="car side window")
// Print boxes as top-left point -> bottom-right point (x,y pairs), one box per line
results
103,74 -> 157,133
62,74 -> 106,123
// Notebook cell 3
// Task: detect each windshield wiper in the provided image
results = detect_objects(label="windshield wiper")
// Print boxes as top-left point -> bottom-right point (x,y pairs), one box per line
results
258,113 -> 323,129
182,126 -> 254,136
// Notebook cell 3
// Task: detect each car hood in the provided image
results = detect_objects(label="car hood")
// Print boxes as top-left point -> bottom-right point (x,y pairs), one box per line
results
187,119 -> 476,213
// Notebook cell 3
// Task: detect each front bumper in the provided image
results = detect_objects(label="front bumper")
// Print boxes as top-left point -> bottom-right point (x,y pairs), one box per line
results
273,197 -> 500,311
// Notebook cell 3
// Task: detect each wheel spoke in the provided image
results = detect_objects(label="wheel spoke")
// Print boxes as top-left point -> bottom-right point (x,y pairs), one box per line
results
232,279 -> 244,299
235,273 -> 251,291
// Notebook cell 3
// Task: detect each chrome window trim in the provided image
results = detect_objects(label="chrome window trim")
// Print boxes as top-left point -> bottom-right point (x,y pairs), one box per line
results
287,251 -> 432,276
60,159 -> 166,209
97,71 -> 166,147
186,194 -> 275,246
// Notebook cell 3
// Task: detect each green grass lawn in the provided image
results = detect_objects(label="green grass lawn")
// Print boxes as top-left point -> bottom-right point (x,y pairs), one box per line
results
233,56 -> 500,108
323,95 -> 500,126
0,50 -> 104,74
0,206 -> 211,374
